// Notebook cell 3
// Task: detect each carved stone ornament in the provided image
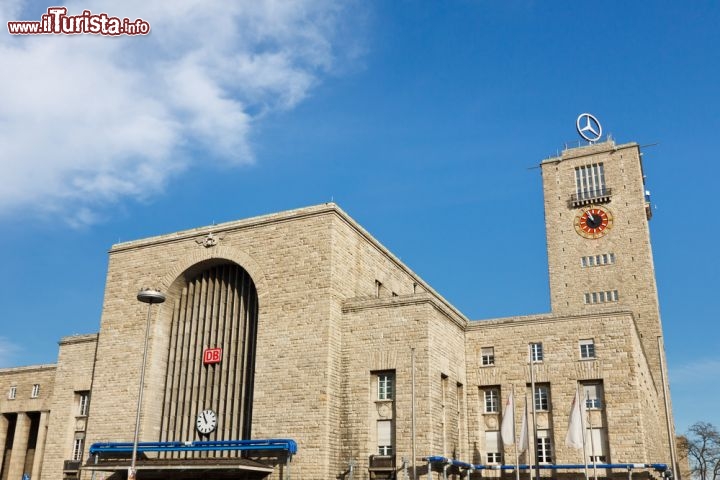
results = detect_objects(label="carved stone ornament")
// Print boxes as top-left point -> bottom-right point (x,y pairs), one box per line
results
485,416 -> 498,429
196,232 -> 222,248
377,402 -> 392,418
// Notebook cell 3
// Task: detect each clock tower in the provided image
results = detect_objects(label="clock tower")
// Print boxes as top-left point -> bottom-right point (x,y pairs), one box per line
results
539,134 -> 678,460
540,138 -> 665,373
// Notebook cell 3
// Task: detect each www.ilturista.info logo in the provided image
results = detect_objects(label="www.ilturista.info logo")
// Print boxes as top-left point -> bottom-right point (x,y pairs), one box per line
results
7,7 -> 150,35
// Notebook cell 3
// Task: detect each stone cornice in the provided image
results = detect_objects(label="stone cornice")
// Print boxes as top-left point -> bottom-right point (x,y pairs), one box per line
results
466,309 -> 636,331
58,333 -> 98,345
342,292 -> 468,329
0,364 -> 56,374
541,140 -> 639,165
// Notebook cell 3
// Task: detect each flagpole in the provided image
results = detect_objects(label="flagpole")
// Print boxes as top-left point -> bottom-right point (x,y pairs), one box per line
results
523,397 -> 530,480
587,394 -> 597,480
529,345 -> 539,480
513,385 -> 520,480
577,385 -> 589,480
520,392 -> 532,480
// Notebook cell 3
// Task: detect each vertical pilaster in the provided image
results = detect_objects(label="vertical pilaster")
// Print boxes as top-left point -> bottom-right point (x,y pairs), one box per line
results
0,414 -> 8,473
7,412 -> 30,480
31,411 -> 49,479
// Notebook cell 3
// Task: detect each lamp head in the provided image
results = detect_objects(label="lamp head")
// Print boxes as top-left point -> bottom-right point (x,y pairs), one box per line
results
137,289 -> 166,304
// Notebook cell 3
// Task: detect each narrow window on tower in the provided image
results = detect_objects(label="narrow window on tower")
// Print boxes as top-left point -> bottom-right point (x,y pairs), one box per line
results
72,433 -> 85,461
78,391 -> 90,416
575,163 -> 607,202
372,371 -> 395,459
485,431 -> 502,464
582,382 -> 604,410
31,384 -> 40,398
587,428 -> 608,463
481,347 -> 495,366
534,384 -> 550,411
537,430 -> 553,463
483,387 -> 500,413
378,372 -> 394,401
8,386 -> 16,400
530,342 -> 543,362
377,420 -> 393,455
579,339 -> 596,359
584,290 -> 619,304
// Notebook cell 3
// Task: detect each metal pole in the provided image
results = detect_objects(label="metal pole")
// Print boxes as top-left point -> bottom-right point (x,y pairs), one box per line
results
513,385 -> 520,480
657,336 -> 678,479
578,386 -> 588,480
529,345 -> 539,480
412,347 -> 417,480
132,289 -> 165,480
586,409 -> 597,480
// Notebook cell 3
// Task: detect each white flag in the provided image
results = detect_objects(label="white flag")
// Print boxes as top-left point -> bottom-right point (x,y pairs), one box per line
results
565,390 -> 585,449
518,398 -> 528,453
501,391 -> 515,446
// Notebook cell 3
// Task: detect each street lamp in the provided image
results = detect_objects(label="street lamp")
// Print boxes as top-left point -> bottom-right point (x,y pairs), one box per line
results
130,289 -> 166,480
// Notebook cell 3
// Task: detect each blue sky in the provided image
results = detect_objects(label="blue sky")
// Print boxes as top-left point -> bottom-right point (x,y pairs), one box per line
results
1,1 -> 718,438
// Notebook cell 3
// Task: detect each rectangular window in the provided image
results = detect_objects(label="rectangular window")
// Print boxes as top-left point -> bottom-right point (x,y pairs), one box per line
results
575,163 -> 606,201
483,388 -> 500,413
587,428 -> 607,463
377,420 -> 393,455
583,382 -> 604,410
485,431 -> 501,464
580,339 -> 595,359
481,347 -> 495,366
78,392 -> 90,416
530,342 -> 543,362
31,384 -> 40,398
581,253 -> 616,268
8,386 -> 16,400
72,433 -> 85,462
536,430 -> 552,463
378,372 -> 394,401
584,290 -> 619,304
72,435 -> 85,461
534,385 -> 550,411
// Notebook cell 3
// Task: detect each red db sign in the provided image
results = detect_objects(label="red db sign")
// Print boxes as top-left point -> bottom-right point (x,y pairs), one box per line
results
203,348 -> 222,365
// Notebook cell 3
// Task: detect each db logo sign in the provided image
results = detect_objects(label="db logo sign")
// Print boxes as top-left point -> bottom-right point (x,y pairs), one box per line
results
203,348 -> 222,365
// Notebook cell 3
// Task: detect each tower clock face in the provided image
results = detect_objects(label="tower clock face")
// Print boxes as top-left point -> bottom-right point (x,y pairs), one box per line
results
574,206 -> 613,239
196,409 -> 217,435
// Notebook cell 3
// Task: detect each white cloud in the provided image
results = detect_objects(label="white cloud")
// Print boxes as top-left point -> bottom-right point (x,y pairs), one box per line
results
0,0 -> 358,226
0,337 -> 22,368
669,358 -> 720,385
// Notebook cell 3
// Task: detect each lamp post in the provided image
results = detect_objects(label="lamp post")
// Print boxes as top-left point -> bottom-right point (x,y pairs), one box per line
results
130,289 -> 166,480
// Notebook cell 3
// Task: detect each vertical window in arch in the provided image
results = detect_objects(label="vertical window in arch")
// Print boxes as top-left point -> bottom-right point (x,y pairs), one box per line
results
160,263 -> 258,458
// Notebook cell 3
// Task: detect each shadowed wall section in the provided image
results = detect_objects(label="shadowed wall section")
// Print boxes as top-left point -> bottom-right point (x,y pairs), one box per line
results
159,263 -> 258,458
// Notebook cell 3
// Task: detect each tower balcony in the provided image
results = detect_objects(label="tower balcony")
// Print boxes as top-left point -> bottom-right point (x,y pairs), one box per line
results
568,188 -> 612,208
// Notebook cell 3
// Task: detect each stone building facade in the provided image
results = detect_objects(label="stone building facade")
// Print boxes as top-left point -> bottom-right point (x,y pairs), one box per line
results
0,139 -> 677,480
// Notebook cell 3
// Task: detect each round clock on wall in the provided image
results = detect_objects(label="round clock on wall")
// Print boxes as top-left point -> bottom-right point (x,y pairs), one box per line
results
196,409 -> 217,435
574,206 -> 613,239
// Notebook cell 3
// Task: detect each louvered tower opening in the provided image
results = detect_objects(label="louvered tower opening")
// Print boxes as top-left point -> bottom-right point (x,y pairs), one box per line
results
159,263 -> 258,458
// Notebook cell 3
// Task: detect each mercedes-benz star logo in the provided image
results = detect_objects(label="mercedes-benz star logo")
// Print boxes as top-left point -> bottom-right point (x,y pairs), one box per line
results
576,113 -> 603,143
